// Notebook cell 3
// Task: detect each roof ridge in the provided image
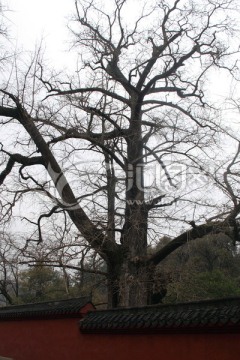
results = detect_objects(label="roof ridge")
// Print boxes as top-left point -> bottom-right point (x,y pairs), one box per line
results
85,296 -> 240,314
0,296 -> 91,312
0,296 -> 93,320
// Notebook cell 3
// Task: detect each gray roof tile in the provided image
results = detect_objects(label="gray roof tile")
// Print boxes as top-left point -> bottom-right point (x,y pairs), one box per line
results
80,297 -> 240,333
0,296 -> 92,320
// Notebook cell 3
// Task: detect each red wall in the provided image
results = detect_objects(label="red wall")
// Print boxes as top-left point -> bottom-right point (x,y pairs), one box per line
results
0,318 -> 240,360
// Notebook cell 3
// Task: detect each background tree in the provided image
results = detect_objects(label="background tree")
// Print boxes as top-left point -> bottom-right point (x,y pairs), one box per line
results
0,0 -> 240,308
18,265 -> 68,303
155,234 -> 240,303
0,231 -> 20,305
18,218 -> 108,305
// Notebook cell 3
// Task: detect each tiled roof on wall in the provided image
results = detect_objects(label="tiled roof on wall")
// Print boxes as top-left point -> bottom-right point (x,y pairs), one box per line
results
80,297 -> 240,333
0,296 -> 92,320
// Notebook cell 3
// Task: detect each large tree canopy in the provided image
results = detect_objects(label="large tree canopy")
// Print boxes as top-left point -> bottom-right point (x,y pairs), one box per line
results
0,0 -> 240,307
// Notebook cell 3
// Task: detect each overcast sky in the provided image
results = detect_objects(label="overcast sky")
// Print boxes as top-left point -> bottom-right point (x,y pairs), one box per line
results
6,0 -> 74,68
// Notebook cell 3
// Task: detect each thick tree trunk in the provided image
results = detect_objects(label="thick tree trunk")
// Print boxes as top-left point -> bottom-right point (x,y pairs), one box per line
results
107,205 -> 149,308
107,256 -> 149,308
112,100 -> 150,307
107,264 -> 121,308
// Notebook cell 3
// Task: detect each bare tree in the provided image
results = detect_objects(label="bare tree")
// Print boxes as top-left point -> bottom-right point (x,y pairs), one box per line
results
0,0 -> 240,307
19,215 -> 107,300
0,232 -> 21,305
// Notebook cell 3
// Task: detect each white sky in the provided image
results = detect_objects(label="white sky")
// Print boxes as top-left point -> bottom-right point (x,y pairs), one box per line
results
6,0 -> 75,68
